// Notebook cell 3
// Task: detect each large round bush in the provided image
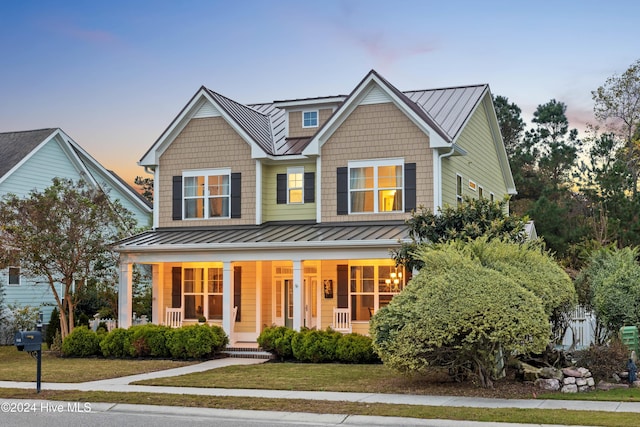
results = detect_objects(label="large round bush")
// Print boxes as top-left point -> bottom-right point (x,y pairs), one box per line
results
166,324 -> 217,359
129,324 -> 172,358
335,333 -> 379,363
257,326 -> 296,360
100,328 -> 133,358
62,326 -> 101,357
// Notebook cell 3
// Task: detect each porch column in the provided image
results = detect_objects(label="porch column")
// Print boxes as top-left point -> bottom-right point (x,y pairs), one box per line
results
118,260 -> 133,329
222,261 -> 232,338
292,259 -> 303,331
151,264 -> 164,324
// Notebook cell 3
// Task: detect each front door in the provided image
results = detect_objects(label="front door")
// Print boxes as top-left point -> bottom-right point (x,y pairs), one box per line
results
304,276 -> 318,329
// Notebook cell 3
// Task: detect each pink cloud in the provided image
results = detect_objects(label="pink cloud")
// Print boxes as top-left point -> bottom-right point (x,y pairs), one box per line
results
46,20 -> 119,45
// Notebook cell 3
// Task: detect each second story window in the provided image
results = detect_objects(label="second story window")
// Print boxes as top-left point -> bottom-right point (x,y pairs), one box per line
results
349,159 -> 403,213
183,169 -> 230,219
302,110 -> 318,128
287,167 -> 304,203
8,267 -> 20,286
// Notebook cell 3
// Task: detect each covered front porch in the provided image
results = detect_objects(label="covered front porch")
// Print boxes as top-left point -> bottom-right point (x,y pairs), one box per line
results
115,221 -> 410,344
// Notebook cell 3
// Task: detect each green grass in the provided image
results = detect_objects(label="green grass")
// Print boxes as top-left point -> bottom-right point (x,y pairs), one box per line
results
0,346 -> 195,383
0,388 -> 637,426
544,387 -> 640,401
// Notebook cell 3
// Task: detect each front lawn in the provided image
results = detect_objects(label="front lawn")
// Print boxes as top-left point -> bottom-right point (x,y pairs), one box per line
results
0,345 -> 195,383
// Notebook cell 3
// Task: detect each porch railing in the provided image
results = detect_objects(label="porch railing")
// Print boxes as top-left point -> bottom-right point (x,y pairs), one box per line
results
165,308 -> 182,328
332,308 -> 351,333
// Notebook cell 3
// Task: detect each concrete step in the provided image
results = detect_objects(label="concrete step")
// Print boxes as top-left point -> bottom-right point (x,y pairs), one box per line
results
223,346 -> 276,360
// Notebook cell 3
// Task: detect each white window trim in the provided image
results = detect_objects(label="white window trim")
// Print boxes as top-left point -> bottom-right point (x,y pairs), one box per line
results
302,110 -> 319,128
348,263 -> 406,322
490,192 -> 495,202
183,168 -> 231,220
456,173 -> 463,203
8,266 -> 20,286
287,166 -> 304,204
468,180 -> 477,191
182,265 -> 224,321
348,158 -> 404,214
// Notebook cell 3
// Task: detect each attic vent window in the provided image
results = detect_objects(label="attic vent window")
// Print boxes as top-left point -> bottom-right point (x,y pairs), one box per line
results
303,110 -> 318,128
468,180 -> 477,191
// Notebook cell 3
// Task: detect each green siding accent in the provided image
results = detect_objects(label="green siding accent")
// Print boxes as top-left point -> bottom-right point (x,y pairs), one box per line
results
262,162 -> 316,222
441,96 -> 509,207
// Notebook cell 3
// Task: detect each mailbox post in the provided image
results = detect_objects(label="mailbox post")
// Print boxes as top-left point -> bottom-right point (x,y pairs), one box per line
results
15,331 -> 43,393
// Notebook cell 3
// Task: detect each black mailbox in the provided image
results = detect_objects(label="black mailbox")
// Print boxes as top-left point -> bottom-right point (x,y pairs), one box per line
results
15,331 -> 42,352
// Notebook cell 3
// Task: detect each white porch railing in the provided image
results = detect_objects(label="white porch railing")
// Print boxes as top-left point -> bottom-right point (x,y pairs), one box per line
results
332,308 -> 351,333
165,308 -> 182,328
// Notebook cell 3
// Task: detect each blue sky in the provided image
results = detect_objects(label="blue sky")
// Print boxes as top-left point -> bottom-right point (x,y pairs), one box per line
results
1,0 -> 638,184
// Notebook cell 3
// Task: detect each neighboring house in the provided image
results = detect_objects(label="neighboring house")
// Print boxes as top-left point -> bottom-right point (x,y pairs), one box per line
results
0,128 -> 152,321
114,70 -> 516,344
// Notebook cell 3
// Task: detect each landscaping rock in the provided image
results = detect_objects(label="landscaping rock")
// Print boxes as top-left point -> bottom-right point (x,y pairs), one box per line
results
535,378 -> 560,391
562,384 -> 578,393
540,367 -> 563,380
597,381 -> 629,391
587,377 -> 595,387
562,367 -> 583,378
563,376 -> 576,385
576,378 -> 587,387
521,362 -> 541,382
578,367 -> 591,378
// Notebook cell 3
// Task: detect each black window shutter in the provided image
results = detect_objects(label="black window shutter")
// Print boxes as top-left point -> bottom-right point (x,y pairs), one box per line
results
234,266 -> 242,321
171,267 -> 181,308
172,176 -> 182,220
404,163 -> 416,212
304,172 -> 315,203
276,173 -> 287,204
231,172 -> 241,218
337,265 -> 349,309
337,167 -> 348,215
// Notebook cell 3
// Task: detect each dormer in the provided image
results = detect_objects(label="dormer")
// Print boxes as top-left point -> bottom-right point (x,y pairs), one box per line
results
273,96 -> 346,139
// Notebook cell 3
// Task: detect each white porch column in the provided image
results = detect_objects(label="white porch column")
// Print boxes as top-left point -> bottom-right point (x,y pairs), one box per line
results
151,264 -> 164,324
222,261 -> 232,338
292,260 -> 303,331
118,260 -> 133,329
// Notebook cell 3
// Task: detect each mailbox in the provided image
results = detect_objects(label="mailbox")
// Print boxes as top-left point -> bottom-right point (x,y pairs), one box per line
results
15,331 -> 42,352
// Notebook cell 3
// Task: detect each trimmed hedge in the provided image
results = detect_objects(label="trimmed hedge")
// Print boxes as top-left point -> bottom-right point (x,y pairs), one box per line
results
100,328 -> 132,358
61,326 -> 101,357
258,326 -> 379,364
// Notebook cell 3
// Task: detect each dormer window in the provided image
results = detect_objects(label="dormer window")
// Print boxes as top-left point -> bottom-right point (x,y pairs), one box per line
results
302,110 -> 318,128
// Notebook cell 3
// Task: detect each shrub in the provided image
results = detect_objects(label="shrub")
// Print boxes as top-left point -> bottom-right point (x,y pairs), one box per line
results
100,328 -> 133,358
166,324 -> 216,359
573,339 -> 630,381
128,324 -> 171,358
258,326 -> 296,360
45,308 -> 61,348
291,328 -> 341,363
335,333 -> 379,364
209,324 -> 229,353
61,326 -> 101,357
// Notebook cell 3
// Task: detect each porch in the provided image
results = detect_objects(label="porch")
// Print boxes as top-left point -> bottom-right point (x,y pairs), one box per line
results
115,221 -> 410,344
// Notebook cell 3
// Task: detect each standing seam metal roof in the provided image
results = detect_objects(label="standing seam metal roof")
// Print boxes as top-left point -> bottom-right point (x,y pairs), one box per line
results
115,221 -> 409,250
212,81 -> 487,156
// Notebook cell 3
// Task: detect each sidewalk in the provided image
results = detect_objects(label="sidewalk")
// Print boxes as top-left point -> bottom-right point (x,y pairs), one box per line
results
2,357 -> 640,418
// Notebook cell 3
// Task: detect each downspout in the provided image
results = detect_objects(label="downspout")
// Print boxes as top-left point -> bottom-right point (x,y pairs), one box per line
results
435,146 -> 456,211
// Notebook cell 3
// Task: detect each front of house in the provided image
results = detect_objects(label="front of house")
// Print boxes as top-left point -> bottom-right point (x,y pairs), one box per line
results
114,70 -> 515,343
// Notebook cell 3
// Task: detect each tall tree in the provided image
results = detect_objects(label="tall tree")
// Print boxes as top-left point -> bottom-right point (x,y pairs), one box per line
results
134,176 -> 154,204
493,95 -> 526,159
524,99 -> 581,192
0,178 -> 137,339
592,58 -> 640,197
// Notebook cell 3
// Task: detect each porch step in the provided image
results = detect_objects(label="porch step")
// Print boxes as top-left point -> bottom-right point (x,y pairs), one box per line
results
222,346 -> 276,360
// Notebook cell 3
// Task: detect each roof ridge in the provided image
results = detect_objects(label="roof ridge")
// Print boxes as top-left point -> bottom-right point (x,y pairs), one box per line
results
206,88 -> 269,118
403,83 -> 488,93
0,128 -> 57,136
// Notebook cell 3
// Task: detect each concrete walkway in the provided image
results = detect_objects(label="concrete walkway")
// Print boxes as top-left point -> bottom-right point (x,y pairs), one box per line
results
1,357 -> 639,426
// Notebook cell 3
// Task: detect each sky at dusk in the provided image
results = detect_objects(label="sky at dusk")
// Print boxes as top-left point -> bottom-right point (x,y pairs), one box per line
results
1,0 -> 638,185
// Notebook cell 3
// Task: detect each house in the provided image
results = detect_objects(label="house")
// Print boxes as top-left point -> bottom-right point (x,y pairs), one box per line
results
0,128 -> 152,322
114,70 -> 516,343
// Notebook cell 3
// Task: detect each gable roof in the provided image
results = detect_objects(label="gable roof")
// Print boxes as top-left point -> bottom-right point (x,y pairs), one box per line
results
0,128 -> 152,213
140,70 -> 496,162
0,128 -> 57,178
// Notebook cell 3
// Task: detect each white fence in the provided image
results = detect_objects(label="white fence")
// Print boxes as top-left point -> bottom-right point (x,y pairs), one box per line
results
561,306 -> 597,350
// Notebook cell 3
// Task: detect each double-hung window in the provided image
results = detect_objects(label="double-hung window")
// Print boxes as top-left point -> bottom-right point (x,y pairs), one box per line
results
302,110 -> 318,128
183,169 -> 230,219
8,267 -> 20,286
350,265 -> 406,321
183,267 -> 223,320
349,159 -> 403,213
456,174 -> 463,205
287,167 -> 304,204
